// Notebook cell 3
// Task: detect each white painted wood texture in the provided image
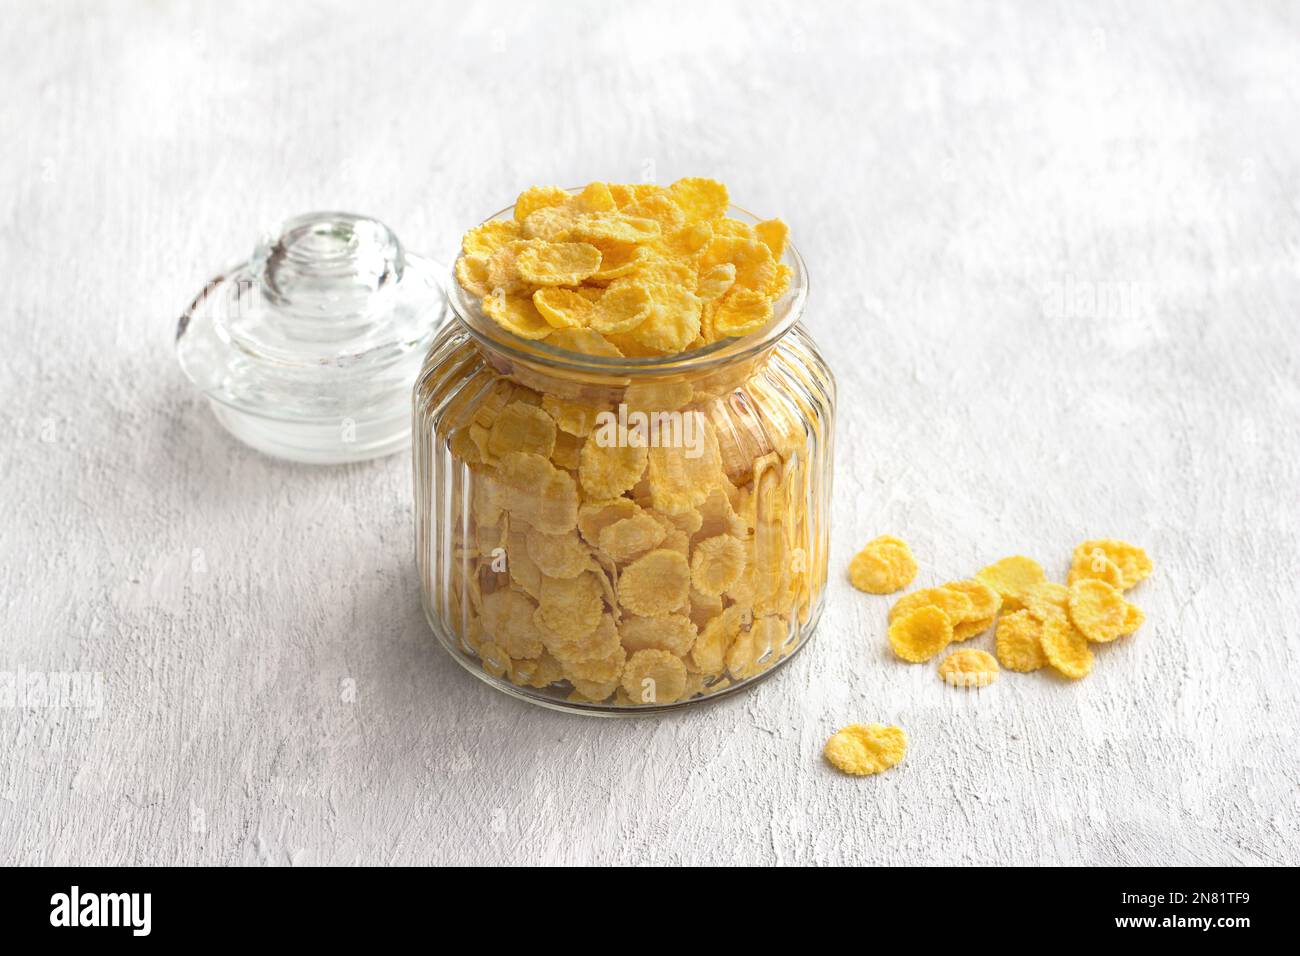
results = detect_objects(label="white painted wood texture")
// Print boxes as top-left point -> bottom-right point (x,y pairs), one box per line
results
2,0 -> 1297,866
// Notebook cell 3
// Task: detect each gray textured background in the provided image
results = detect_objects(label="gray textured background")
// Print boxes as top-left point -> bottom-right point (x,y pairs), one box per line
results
2,0 -> 1298,865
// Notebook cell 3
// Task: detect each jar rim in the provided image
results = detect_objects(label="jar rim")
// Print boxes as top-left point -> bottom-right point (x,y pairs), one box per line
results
446,192 -> 809,376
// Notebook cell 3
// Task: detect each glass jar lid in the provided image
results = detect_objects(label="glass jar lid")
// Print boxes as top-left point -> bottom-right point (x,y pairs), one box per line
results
176,211 -> 448,464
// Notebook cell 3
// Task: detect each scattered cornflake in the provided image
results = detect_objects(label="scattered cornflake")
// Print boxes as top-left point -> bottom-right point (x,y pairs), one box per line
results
887,606 -> 954,663
974,556 -> 1046,611
823,724 -> 907,777
1040,616 -> 1094,680
848,535 -> 918,594
938,648 -> 1000,688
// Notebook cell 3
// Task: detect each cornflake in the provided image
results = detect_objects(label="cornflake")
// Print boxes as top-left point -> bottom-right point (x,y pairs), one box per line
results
1068,539 -> 1153,590
975,556 -> 1045,611
823,724 -> 907,777
690,534 -> 748,596
888,587 -> 972,626
848,535 -> 918,594
1040,616 -> 1094,679
621,648 -> 689,704
618,549 -> 692,617
1067,579 -> 1139,643
938,648 -> 999,688
888,606 -> 953,663
994,610 -> 1047,672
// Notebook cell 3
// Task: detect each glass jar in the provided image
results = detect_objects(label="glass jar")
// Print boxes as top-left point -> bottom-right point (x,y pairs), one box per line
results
413,201 -> 835,713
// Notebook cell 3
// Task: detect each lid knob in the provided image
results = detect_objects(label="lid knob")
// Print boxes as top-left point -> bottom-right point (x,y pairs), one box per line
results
255,212 -> 406,339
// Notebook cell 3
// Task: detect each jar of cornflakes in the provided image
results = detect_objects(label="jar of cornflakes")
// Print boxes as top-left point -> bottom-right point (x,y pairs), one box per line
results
413,187 -> 835,713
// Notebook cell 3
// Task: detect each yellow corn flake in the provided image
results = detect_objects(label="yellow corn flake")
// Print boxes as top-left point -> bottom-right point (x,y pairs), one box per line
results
578,438 -> 648,499
714,218 -> 756,240
689,534 -> 748,596
587,283 -> 653,334
463,219 -> 523,257
1067,579 -> 1138,643
609,183 -> 661,208
534,572 -> 605,643
484,240 -> 530,294
711,288 -> 774,338
667,177 -> 729,222
497,452 -> 579,534
952,616 -> 995,641
532,287 -> 594,329
1068,539 -> 1153,590
481,292 -> 555,340
574,181 -> 617,213
506,532 -> 541,598
577,498 -> 641,546
525,529 -> 591,580
661,507 -> 703,536
583,242 -> 647,283
646,423 -> 722,515
520,205 -> 579,241
705,237 -> 777,292
942,579 -> 1002,621
1020,580 -> 1068,622
1040,615 -> 1094,679
480,589 -> 545,660
561,641 -> 626,686
540,394 -> 603,437
765,263 -> 793,299
623,379 -> 694,412
994,610 -> 1047,672
454,254 -> 492,298
887,605 -> 954,663
621,256 -> 697,292
696,262 -> 736,301
546,326 -> 624,357
624,192 -> 687,233
823,724 -> 907,777
690,604 -> 746,675
655,221 -> 713,262
487,402 -> 557,459
630,285 -> 703,353
848,535 -> 918,594
597,512 -> 667,563
618,613 -> 697,657
938,648 -> 1000,688
546,611 -> 621,665
513,185 -> 571,222
975,555 -> 1046,611
621,648 -> 689,704
888,586 -> 973,626
754,218 -> 789,259
514,241 -> 603,286
724,614 -> 786,680
618,549 -> 692,617
568,213 -> 660,245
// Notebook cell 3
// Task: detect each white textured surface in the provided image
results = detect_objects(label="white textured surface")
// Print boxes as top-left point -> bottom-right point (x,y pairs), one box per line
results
2,0 -> 1298,866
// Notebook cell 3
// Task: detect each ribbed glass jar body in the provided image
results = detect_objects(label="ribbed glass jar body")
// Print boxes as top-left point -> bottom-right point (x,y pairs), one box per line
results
413,314 -> 835,714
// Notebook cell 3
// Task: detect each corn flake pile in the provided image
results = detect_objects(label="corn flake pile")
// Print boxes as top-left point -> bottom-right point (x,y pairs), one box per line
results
429,180 -> 830,708
874,538 -> 1151,683
455,179 -> 792,356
